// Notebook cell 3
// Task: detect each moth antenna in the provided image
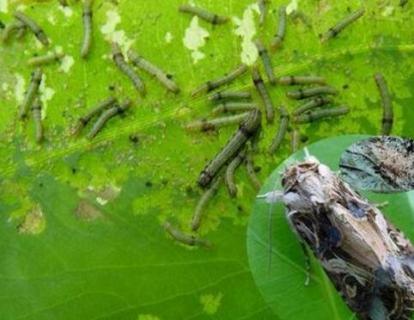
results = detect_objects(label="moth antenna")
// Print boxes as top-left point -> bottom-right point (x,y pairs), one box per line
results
267,201 -> 274,274
304,147 -> 311,160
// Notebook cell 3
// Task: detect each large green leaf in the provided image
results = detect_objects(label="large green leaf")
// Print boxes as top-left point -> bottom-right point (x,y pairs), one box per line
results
1,0 -> 414,319
247,135 -> 414,319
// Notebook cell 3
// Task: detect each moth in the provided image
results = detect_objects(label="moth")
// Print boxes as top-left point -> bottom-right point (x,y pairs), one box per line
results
260,153 -> 414,319
339,136 -> 414,193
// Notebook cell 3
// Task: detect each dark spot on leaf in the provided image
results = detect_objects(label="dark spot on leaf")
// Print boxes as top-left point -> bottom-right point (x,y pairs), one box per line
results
145,181 -> 153,188
185,185 -> 194,196
129,134 -> 140,144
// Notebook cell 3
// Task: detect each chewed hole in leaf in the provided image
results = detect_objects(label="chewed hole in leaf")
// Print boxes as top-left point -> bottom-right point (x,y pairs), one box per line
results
17,204 -> 46,235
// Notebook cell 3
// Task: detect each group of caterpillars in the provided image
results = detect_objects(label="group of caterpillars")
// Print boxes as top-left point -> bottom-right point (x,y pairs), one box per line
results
0,2 -> 399,249
164,3 -> 375,248
1,4 -> 90,143
1,1 -> 183,143
1,11 -> 51,144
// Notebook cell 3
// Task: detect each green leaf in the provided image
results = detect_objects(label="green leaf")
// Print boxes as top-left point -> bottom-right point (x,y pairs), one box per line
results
1,0 -> 414,319
247,135 -> 414,320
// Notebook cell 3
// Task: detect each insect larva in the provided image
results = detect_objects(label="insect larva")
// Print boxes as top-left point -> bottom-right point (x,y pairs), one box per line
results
255,39 -> 276,85
270,6 -> 286,50
250,125 -> 262,153
268,106 -> 289,154
208,91 -> 251,102
80,0 -> 93,58
27,51 -> 65,66
291,129 -> 300,152
374,73 -> 393,135
178,4 -> 229,25
72,96 -> 117,136
16,25 -> 27,39
1,20 -> 25,43
112,43 -> 145,96
321,8 -> 365,43
14,11 -> 49,46
286,86 -> 338,100
225,149 -> 246,198
87,99 -> 132,139
191,64 -> 248,97
163,221 -> 211,248
127,49 -> 180,93
252,66 -> 274,123
31,98 -> 43,144
191,176 -> 222,231
198,109 -> 262,188
245,151 -> 261,191
277,75 -> 326,85
292,96 -> 332,116
258,0 -> 268,25
294,106 -> 349,123
19,68 -> 43,120
211,102 -> 257,115
185,112 -> 250,132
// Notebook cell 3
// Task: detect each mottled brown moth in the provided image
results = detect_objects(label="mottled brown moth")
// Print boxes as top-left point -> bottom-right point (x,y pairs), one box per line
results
339,136 -> 414,193
260,154 -> 414,319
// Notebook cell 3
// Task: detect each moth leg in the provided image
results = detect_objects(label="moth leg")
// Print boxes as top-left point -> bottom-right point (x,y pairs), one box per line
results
300,240 -> 311,286
373,201 -> 389,209
286,211 -> 312,285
